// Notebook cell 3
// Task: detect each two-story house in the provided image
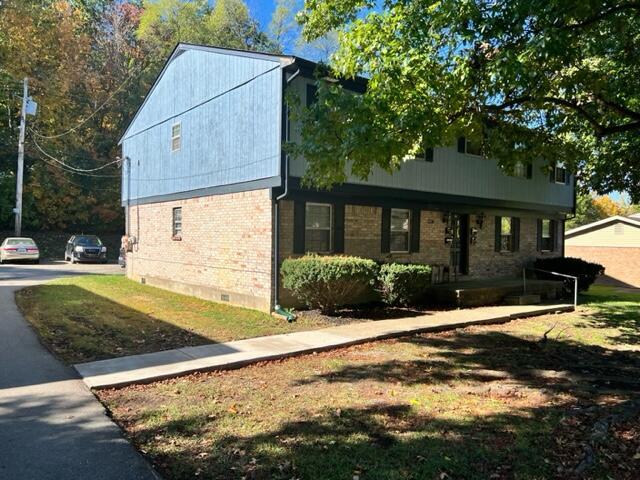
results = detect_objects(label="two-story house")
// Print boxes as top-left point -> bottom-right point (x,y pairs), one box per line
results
119,43 -> 575,312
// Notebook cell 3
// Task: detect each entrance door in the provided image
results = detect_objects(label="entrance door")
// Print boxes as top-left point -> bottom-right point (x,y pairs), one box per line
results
449,214 -> 469,275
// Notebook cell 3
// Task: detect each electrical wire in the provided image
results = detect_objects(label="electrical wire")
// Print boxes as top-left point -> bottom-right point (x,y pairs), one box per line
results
31,154 -> 121,178
31,132 -> 120,172
29,61 -> 154,140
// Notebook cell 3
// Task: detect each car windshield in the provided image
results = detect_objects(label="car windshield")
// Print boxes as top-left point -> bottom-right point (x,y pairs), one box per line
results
76,236 -> 102,246
6,238 -> 36,246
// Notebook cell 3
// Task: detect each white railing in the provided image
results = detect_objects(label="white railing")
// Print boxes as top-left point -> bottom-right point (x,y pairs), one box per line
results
523,267 -> 579,310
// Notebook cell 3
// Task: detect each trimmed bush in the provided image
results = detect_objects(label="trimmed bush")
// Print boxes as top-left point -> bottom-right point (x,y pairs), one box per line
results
377,263 -> 432,306
534,256 -> 604,292
281,255 -> 379,313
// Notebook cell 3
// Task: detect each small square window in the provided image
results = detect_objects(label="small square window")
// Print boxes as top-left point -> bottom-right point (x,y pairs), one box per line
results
305,203 -> 332,252
390,208 -> 411,253
171,122 -> 181,152
172,207 -> 182,238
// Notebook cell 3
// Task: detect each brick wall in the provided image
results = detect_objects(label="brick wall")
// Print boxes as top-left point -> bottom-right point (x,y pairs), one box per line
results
127,189 -> 273,311
278,201 -> 562,280
565,246 -> 640,287
468,215 -> 561,278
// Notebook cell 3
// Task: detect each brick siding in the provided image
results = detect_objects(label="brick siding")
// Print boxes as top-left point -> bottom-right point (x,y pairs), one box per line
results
278,201 -> 562,291
565,246 -> 640,287
126,189 -> 273,311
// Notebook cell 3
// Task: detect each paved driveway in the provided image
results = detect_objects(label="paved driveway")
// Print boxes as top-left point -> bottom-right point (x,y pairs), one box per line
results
0,261 -> 158,479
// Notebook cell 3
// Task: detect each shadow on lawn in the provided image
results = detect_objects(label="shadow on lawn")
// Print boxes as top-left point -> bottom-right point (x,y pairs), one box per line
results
296,332 -> 640,393
16,284 -> 216,364
579,295 -> 640,345
123,330 -> 640,480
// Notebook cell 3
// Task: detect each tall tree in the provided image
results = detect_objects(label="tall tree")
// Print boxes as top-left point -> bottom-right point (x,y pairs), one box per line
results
0,0 -> 275,231
567,192 -> 640,229
269,0 -> 338,60
292,0 -> 640,200
137,0 -> 275,61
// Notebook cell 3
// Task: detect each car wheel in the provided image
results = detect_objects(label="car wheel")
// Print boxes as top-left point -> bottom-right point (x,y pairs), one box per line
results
33,259 -> 40,265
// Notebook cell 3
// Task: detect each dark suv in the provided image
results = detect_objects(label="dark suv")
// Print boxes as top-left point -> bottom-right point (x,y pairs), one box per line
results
65,235 -> 108,264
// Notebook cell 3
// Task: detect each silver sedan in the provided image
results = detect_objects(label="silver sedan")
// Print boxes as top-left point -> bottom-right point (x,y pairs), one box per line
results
0,237 -> 40,264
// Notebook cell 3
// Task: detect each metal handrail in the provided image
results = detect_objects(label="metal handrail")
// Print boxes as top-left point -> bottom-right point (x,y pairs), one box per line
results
523,267 -> 578,309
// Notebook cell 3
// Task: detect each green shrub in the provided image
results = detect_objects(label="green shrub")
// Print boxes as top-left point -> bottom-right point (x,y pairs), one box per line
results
377,263 -> 432,306
534,256 -> 604,292
281,255 -> 379,313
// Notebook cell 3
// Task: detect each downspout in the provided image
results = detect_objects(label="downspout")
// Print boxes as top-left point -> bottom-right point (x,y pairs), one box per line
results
562,173 -> 578,257
273,68 -> 300,322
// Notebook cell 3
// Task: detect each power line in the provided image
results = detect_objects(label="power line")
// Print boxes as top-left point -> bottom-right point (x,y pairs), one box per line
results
29,61 -> 154,140
31,153 -> 121,178
31,132 -> 120,172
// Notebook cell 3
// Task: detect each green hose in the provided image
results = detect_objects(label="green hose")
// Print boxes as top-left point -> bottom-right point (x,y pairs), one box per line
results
274,304 -> 296,322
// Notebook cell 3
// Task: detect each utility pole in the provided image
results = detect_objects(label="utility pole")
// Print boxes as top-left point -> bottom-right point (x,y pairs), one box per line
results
15,77 -> 28,236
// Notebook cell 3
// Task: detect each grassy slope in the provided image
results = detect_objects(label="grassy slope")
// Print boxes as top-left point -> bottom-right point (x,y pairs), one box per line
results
15,275 -> 334,363
99,286 -> 640,479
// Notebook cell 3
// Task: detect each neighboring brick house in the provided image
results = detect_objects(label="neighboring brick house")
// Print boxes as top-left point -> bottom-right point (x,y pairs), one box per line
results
119,43 -> 575,312
565,216 -> 640,288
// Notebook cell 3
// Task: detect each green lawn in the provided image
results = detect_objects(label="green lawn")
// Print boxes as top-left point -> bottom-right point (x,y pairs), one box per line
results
99,286 -> 640,479
15,275 -> 337,363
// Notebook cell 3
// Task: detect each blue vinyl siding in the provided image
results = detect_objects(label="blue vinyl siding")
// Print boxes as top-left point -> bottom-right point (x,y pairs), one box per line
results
121,48 -> 282,202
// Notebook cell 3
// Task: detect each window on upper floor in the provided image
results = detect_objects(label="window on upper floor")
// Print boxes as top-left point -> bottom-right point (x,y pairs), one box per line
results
306,84 -> 318,107
305,203 -> 332,252
390,208 -> 411,253
512,161 -> 532,179
457,136 -> 483,156
553,162 -> 568,184
171,122 -> 182,152
172,207 -> 182,238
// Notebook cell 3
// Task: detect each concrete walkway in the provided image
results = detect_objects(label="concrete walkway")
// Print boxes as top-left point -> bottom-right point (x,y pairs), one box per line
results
0,262 -> 158,480
76,303 -> 573,389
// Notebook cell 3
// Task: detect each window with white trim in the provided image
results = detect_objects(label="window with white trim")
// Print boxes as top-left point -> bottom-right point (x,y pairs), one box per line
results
390,208 -> 411,252
171,122 -> 182,152
172,207 -> 182,238
554,162 -> 567,184
305,203 -> 332,252
513,161 -> 530,179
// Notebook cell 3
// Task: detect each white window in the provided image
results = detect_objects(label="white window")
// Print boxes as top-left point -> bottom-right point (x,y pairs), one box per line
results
541,219 -> 553,251
171,122 -> 182,152
513,161 -> 530,179
172,207 -> 182,237
554,162 -> 567,184
305,203 -> 332,252
390,208 -> 411,252
500,217 -> 513,252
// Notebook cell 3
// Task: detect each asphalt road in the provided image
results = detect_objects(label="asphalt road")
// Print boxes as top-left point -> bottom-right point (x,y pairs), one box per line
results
0,261 -> 159,480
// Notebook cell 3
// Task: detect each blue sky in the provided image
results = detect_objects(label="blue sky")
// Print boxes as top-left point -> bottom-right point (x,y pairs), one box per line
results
245,0 -> 278,28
